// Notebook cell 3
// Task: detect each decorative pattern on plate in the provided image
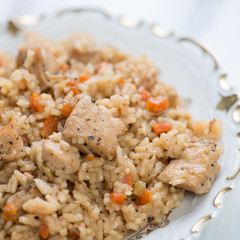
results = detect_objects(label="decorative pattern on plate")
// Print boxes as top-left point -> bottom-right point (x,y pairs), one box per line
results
1,8 -> 239,240
218,73 -> 234,92
127,215 -> 170,240
226,167 -> 240,180
150,24 -> 172,38
217,94 -> 238,112
178,37 -> 220,70
7,15 -> 41,34
213,187 -> 233,207
232,103 -> 240,124
119,16 -> 143,28
57,8 -> 111,18
191,215 -> 214,234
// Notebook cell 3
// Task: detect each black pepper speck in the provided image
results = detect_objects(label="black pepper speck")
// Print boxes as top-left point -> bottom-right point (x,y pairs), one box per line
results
147,216 -> 155,223
88,135 -> 94,140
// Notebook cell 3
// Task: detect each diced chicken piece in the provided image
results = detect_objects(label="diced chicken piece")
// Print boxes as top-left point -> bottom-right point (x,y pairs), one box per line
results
63,95 -> 126,159
7,183 -> 41,210
159,138 -> 222,194
42,140 -> 81,173
71,51 -> 100,64
16,45 -> 58,90
0,123 -> 24,162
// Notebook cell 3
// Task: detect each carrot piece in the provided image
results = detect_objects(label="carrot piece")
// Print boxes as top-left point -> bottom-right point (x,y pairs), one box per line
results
0,60 -> 3,67
79,73 -> 91,83
41,118 -> 58,137
110,193 -> 127,204
66,81 -> 79,96
146,97 -> 168,114
30,93 -> 44,112
139,90 -> 151,102
123,174 -> 134,186
61,103 -> 73,118
2,205 -> 18,222
85,155 -> 95,160
208,118 -> 216,134
119,77 -> 125,86
38,224 -> 50,239
152,122 -> 173,135
136,189 -> 153,206
60,62 -> 71,73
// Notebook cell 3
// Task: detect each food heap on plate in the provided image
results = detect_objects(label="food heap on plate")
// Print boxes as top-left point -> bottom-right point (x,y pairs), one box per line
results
0,33 -> 223,240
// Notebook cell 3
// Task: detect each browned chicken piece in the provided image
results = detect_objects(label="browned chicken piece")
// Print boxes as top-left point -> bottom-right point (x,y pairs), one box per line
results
6,183 -> 40,210
42,139 -> 81,174
16,45 -> 58,90
159,138 -> 222,194
71,46 -> 127,64
0,123 -> 24,166
70,48 -> 127,66
63,94 -> 126,159
71,50 -> 100,64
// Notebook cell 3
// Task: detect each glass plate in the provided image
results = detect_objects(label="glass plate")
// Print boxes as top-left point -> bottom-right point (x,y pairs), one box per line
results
0,9 -> 239,240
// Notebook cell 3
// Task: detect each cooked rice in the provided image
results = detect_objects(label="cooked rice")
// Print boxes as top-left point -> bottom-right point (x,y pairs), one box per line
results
0,33 -> 222,240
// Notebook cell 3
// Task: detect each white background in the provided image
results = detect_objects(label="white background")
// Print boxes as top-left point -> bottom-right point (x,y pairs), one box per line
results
0,0 -> 240,239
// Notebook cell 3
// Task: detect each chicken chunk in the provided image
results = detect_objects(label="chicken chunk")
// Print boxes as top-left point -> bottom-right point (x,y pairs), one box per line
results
0,123 -> 24,163
159,138 -> 222,194
63,94 -> 126,159
7,183 -> 40,210
42,139 -> 81,174
16,45 -> 58,90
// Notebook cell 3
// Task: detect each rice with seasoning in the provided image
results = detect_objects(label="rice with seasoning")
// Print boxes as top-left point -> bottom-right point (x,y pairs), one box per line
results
0,33 -> 223,240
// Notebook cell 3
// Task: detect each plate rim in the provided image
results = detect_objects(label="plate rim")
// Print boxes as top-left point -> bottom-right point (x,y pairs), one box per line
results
1,8 -> 240,240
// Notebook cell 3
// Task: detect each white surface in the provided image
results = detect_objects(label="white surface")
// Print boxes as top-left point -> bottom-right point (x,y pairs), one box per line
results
0,1 -> 240,239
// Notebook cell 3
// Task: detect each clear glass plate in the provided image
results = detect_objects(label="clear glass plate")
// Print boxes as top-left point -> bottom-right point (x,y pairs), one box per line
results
0,10 -> 239,240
